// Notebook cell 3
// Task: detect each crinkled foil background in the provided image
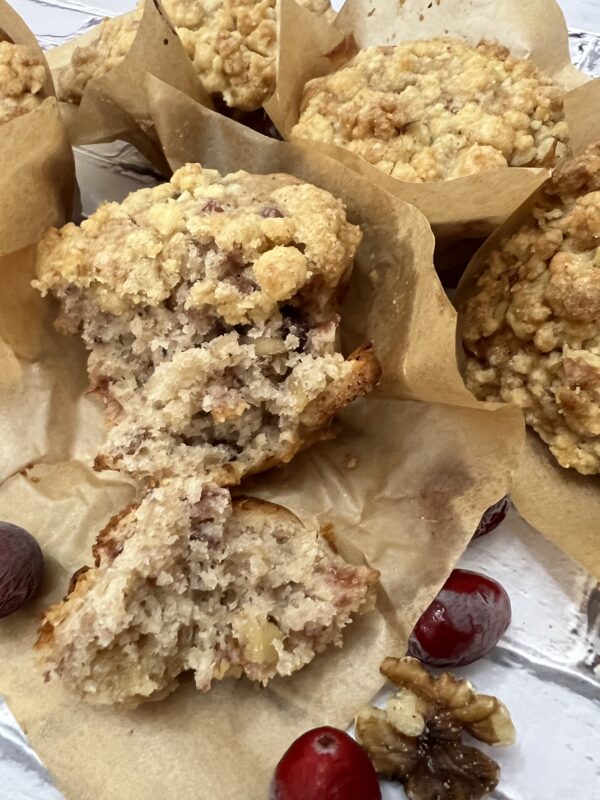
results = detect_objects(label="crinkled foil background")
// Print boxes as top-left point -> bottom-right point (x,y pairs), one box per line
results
1,2 -> 599,798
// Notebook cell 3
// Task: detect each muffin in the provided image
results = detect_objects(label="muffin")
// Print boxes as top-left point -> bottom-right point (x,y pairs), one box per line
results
34,163 -> 380,483
291,38 -> 569,183
0,41 -> 45,125
461,144 -> 600,475
58,0 -> 335,111
37,485 -> 379,706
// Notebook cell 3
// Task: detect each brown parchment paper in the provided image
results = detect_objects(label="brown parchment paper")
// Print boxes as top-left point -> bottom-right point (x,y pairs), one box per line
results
455,166 -> 600,580
0,0 -> 74,255
0,1 -> 75,478
0,78 -> 523,800
45,0 -> 210,174
266,0 -> 598,247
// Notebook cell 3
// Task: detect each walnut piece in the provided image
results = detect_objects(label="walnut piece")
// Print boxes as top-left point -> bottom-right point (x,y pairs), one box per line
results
355,657 -> 515,800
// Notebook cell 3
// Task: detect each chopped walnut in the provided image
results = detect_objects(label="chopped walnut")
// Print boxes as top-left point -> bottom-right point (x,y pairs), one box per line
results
355,657 -> 515,800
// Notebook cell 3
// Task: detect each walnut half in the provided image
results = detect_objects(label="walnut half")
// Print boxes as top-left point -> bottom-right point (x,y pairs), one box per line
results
355,657 -> 516,800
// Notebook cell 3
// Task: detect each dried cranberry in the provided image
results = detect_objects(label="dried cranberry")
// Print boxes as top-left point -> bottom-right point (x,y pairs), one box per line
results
408,569 -> 511,667
260,206 -> 284,218
270,726 -> 381,800
0,522 -> 44,618
473,495 -> 511,539
201,199 -> 224,213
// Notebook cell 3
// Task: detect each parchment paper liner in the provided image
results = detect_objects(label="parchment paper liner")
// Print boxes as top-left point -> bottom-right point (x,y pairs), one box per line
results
267,0 -> 600,248
0,0 -> 74,481
45,0 -> 210,174
0,78 -> 523,800
0,0 -> 74,256
455,177 -> 600,581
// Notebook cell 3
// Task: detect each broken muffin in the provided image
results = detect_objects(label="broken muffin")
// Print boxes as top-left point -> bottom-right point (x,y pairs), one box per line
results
0,41 -> 45,125
34,163 -> 380,484
461,144 -> 600,475
291,38 -> 569,183
37,486 -> 378,706
35,163 -> 380,705
57,0 -> 335,111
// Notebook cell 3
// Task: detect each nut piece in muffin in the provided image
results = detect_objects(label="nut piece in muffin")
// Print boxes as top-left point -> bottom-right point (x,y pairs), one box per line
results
461,144 -> 600,475
34,163 -> 380,483
0,41 -> 45,125
57,0 -> 335,111
291,38 -> 569,183
37,485 -> 378,706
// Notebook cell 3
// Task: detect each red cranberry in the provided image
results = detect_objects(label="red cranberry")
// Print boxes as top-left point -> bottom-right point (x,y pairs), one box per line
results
473,495 -> 511,539
0,522 -> 44,618
270,726 -> 381,800
408,569 -> 511,667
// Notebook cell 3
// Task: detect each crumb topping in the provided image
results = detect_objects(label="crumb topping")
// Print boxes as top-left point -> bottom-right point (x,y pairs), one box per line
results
292,38 -> 569,183
461,144 -> 600,474
0,41 -> 45,125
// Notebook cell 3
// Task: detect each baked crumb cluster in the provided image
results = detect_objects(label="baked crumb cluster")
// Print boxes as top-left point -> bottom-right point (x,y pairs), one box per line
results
58,0 -> 334,111
35,164 -> 380,702
0,41 -> 45,125
461,144 -> 600,475
292,38 -> 569,183
38,488 -> 378,706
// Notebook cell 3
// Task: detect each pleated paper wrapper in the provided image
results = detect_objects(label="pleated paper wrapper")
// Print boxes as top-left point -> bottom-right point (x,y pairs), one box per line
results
0,0 -> 74,255
45,0 -> 210,174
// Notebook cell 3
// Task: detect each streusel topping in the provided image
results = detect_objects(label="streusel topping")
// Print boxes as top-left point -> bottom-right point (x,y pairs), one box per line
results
0,41 -> 45,125
461,144 -> 600,474
292,38 -> 569,183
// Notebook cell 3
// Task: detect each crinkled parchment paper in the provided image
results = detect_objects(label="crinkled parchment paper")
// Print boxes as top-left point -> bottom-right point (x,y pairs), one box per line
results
266,0 -> 599,248
45,0 -> 210,173
0,0 -> 74,256
0,79 -> 522,800
456,173 -> 600,580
